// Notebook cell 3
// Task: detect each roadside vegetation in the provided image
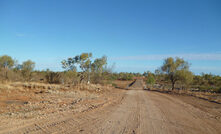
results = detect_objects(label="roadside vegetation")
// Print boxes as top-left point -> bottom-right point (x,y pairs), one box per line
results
0,54 -> 220,93
144,57 -> 221,93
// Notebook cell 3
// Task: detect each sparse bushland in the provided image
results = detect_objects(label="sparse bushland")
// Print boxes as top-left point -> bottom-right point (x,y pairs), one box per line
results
61,53 -> 93,83
45,71 -> 62,84
111,72 -> 142,81
191,73 -> 221,93
149,57 -> 221,94
61,53 -> 108,84
115,72 -> 134,81
153,71 -> 221,93
144,71 -> 155,87
0,55 -> 15,80
0,53 -> 111,85
160,57 -> 193,90
0,54 -> 220,94
0,54 -> 146,86
21,60 -> 35,81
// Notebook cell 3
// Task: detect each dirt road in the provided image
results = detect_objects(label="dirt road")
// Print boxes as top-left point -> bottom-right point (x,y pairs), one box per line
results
1,89 -> 221,134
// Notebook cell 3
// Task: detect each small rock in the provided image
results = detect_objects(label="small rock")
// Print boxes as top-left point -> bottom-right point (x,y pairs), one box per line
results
79,129 -> 84,132
24,101 -> 29,104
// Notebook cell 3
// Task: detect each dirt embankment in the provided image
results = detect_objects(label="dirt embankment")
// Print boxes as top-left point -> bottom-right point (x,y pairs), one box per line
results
0,82 -> 124,133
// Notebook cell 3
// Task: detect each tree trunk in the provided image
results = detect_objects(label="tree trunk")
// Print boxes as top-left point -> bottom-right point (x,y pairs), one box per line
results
5,70 -> 8,80
172,81 -> 175,90
4,67 -> 8,80
170,75 -> 176,90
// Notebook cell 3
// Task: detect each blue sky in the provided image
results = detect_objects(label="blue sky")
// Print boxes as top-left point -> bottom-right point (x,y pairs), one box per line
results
0,0 -> 221,75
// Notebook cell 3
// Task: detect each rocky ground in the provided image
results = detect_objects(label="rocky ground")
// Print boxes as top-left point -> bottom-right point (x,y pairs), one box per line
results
0,82 -> 123,133
0,81 -> 221,134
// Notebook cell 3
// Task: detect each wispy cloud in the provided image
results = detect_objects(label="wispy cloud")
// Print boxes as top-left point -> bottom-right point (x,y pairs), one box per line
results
16,33 -> 25,37
111,53 -> 221,61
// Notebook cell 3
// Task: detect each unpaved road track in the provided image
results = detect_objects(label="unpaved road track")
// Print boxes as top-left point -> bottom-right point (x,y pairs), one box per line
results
1,90 -> 221,134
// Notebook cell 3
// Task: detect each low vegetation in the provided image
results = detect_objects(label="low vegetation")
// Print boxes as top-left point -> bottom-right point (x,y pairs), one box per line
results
143,57 -> 221,93
0,54 -> 220,94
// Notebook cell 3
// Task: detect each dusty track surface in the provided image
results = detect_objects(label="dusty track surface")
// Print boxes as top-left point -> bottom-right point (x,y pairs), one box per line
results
127,79 -> 145,90
1,89 -> 221,134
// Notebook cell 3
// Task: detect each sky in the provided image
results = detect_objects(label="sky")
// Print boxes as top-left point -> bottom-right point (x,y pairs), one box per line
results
0,0 -> 221,75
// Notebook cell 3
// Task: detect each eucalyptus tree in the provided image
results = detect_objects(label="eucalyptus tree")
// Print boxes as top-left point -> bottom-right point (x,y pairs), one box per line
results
91,56 -> 107,83
61,53 -> 92,83
91,56 -> 107,74
161,57 -> 193,90
0,55 -> 15,79
21,60 -> 35,81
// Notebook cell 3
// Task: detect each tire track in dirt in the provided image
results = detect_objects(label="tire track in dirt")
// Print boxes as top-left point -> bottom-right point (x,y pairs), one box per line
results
1,90 -> 221,134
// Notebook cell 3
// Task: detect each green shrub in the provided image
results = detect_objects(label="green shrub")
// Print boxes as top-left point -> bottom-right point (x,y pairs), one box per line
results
62,71 -> 78,84
215,87 -> 221,93
45,72 -> 61,84
112,83 -> 117,87
146,75 -> 155,86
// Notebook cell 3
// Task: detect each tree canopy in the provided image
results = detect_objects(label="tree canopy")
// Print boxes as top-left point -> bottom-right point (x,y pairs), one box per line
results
61,53 -> 108,83
0,55 -> 14,69
161,57 -> 193,90
21,60 -> 35,81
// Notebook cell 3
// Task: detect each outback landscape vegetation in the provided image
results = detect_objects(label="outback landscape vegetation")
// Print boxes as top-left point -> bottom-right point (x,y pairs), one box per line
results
0,53 -> 221,133
1,54 -> 220,93
1,0 -> 221,134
